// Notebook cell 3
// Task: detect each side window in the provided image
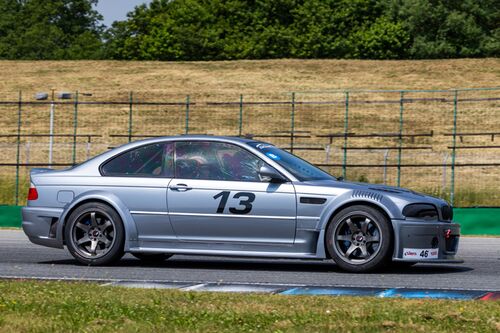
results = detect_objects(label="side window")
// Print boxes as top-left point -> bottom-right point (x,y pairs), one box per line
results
175,141 -> 265,181
101,142 -> 174,177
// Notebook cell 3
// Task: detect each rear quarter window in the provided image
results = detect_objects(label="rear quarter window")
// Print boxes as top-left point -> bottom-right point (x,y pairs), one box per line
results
101,143 -> 174,177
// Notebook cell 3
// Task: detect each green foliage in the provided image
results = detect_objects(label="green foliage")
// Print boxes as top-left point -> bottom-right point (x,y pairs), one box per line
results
105,0 -> 497,60
383,0 -> 499,58
0,0 -> 497,60
104,0 -> 409,60
288,0 -> 409,59
348,17 -> 410,59
0,0 -> 104,60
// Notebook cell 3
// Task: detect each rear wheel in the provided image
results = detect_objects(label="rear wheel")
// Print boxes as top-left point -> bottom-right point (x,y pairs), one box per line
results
131,253 -> 172,263
326,205 -> 393,273
65,202 -> 125,266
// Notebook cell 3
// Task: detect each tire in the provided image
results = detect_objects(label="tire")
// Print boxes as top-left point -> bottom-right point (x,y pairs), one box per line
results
326,205 -> 393,273
131,253 -> 172,262
65,202 -> 125,266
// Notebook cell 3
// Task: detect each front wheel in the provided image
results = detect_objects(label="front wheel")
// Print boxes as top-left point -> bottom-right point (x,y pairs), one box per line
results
326,205 -> 393,273
65,202 -> 125,266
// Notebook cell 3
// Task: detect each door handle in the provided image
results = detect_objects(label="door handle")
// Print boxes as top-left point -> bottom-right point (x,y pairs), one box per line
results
170,183 -> 192,192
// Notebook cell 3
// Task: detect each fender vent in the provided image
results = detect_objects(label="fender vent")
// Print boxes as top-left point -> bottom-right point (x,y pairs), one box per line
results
352,190 -> 383,202
300,197 -> 327,205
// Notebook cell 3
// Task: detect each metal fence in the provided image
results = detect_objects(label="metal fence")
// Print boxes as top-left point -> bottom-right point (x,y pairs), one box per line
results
0,88 -> 499,207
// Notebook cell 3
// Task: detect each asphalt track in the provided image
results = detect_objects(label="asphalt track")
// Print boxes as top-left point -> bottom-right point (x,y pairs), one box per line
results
1,230 -> 499,292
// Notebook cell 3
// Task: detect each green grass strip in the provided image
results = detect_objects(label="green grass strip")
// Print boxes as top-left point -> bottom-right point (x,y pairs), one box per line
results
0,280 -> 498,333
1,206 -> 499,235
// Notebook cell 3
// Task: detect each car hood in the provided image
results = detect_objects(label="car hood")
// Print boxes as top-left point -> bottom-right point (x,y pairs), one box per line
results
296,179 -> 448,206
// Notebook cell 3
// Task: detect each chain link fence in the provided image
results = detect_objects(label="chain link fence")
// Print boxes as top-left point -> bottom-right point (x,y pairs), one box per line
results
0,88 -> 498,207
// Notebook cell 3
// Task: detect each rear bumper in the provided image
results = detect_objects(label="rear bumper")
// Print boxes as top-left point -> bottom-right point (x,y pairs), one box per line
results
392,219 -> 462,263
22,206 -> 64,249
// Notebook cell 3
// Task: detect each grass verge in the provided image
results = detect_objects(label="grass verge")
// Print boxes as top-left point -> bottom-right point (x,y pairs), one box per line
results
0,280 -> 499,332
0,59 -> 498,94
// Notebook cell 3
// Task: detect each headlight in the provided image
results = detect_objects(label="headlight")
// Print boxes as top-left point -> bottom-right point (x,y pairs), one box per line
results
441,204 -> 453,221
403,203 -> 438,220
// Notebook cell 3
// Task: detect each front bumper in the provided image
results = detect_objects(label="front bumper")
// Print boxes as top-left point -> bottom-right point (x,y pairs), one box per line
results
22,206 -> 64,249
392,219 -> 462,263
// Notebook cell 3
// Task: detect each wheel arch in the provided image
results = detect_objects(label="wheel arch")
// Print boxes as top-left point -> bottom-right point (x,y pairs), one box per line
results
316,199 -> 395,259
56,191 -> 137,251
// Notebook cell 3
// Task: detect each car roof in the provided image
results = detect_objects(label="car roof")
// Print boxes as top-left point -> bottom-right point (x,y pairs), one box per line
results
44,135 -> 299,182
134,135 -> 257,145
105,135 -> 260,153
72,135 -> 263,172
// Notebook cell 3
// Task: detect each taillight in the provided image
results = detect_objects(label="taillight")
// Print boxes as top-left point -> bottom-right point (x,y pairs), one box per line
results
444,229 -> 452,239
27,184 -> 38,201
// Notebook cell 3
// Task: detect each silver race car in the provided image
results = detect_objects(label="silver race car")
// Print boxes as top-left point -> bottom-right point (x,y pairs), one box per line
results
22,136 -> 461,272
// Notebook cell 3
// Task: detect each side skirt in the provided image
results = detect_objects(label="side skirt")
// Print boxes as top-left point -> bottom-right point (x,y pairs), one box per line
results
128,246 -> 320,259
128,229 -> 325,259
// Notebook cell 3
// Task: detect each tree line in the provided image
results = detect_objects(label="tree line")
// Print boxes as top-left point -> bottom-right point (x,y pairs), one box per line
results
0,0 -> 498,60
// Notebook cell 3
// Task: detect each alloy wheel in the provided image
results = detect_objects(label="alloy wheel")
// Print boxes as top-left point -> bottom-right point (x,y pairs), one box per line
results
70,210 -> 116,259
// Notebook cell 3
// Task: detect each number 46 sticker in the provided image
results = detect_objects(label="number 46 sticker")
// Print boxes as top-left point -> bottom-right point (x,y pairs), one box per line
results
403,248 -> 439,259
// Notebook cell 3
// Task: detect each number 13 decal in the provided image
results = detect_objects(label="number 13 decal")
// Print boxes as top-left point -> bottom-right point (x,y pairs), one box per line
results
213,191 -> 256,214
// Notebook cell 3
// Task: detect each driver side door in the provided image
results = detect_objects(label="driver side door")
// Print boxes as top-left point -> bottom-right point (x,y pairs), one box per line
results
167,141 -> 297,244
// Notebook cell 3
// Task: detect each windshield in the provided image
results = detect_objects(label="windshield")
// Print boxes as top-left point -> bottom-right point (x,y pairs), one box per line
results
248,142 -> 336,181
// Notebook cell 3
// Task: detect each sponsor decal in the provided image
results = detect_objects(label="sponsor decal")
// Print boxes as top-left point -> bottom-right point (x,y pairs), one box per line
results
255,143 -> 274,149
403,248 -> 439,259
266,152 -> 280,160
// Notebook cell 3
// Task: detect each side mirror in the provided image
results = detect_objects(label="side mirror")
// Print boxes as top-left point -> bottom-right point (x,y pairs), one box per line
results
259,165 -> 287,183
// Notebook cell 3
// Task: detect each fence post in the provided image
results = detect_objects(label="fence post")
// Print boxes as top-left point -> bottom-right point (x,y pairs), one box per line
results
239,94 -> 243,137
397,91 -> 404,187
383,149 -> 390,185
25,142 -> 30,165
15,91 -> 22,206
72,91 -> 78,165
290,92 -> 295,153
128,91 -> 133,142
450,90 -> 458,205
185,95 -> 190,135
342,91 -> 349,179
48,90 -> 55,167
442,153 -> 449,194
